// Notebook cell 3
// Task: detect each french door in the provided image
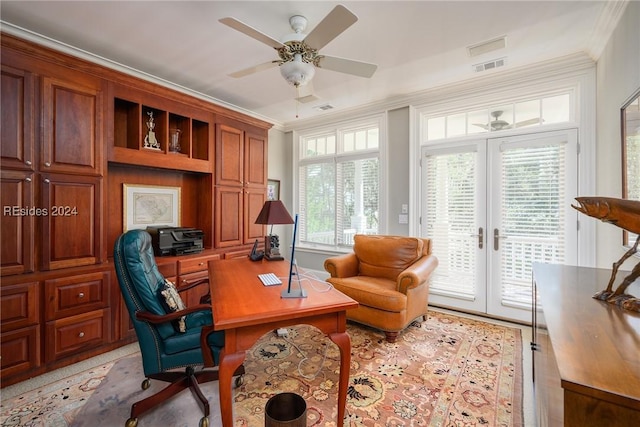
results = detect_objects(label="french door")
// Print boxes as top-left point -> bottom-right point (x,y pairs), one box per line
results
421,129 -> 578,322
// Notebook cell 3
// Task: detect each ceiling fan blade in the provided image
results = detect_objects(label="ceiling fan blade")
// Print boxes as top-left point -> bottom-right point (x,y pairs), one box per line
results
229,61 -> 277,78
472,123 -> 491,130
319,55 -> 377,78
219,17 -> 284,49
303,5 -> 358,50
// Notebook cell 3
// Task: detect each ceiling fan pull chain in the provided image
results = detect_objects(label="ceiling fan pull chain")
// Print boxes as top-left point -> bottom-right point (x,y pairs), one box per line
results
295,84 -> 300,119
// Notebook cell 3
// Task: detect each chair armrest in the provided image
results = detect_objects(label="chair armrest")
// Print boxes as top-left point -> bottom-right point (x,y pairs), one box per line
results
397,255 -> 438,294
135,304 -> 211,324
324,253 -> 359,278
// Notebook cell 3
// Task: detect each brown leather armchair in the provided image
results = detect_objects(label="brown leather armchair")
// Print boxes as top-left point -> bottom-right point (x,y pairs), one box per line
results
324,235 -> 438,342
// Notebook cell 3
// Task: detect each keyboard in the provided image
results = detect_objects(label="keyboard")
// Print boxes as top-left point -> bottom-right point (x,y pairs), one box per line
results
258,273 -> 282,286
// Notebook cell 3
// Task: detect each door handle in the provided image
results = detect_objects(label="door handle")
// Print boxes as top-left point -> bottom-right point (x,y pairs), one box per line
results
494,228 -> 506,250
470,227 -> 484,249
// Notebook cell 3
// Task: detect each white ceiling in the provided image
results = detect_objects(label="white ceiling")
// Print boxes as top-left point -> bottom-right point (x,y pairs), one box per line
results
0,1 -> 618,128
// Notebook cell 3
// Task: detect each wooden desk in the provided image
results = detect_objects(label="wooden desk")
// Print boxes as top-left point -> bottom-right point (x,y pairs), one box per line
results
532,264 -> 640,426
207,258 -> 358,426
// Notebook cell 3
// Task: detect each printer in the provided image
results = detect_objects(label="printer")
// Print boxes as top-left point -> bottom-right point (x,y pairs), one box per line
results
147,226 -> 204,256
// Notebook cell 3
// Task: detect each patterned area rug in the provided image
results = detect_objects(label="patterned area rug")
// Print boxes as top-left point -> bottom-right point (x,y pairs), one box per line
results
1,311 -> 522,426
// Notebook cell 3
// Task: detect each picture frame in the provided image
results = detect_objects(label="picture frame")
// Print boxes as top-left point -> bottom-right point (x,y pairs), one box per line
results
123,184 -> 181,231
621,88 -> 640,247
267,179 -> 280,201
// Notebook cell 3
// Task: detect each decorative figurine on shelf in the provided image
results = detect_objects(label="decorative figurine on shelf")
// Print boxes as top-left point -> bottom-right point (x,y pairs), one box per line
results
144,111 -> 161,150
169,128 -> 181,153
572,197 -> 640,312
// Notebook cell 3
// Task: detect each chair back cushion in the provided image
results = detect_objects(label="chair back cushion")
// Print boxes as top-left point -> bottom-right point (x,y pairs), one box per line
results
114,229 -> 176,340
354,235 -> 424,281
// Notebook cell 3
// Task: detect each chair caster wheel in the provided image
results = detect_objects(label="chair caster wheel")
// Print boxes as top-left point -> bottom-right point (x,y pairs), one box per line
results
199,417 -> 209,427
125,417 -> 138,427
234,375 -> 244,388
141,378 -> 150,390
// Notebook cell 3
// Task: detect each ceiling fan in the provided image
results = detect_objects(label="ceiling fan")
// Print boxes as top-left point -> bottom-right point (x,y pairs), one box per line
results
219,5 -> 377,91
473,110 -> 542,131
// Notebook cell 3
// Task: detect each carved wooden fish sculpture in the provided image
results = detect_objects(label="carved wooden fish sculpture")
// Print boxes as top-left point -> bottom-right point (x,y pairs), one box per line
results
572,197 -> 640,312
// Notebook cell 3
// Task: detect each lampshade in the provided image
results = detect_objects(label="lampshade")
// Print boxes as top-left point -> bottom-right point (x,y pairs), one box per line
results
255,200 -> 294,225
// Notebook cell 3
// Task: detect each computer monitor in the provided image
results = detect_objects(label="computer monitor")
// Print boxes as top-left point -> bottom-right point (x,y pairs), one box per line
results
281,214 -> 307,298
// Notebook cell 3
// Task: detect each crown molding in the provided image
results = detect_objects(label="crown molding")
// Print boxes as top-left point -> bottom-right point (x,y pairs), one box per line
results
0,21 -> 285,130
587,0 -> 630,60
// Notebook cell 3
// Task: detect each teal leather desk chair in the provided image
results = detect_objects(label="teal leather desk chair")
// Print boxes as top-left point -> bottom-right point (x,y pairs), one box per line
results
113,229 -> 243,427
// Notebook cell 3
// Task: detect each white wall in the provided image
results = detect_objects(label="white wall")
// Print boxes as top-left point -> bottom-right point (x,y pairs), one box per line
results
595,1 -> 640,269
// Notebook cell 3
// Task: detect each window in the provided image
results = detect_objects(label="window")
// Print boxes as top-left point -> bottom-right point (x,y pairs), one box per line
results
297,118 -> 382,249
423,93 -> 572,141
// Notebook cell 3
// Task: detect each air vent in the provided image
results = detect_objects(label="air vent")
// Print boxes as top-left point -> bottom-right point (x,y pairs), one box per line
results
473,57 -> 506,73
313,104 -> 335,111
467,36 -> 507,57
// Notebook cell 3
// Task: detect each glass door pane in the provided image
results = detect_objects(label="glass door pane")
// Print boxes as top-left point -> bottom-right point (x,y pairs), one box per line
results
422,142 -> 487,313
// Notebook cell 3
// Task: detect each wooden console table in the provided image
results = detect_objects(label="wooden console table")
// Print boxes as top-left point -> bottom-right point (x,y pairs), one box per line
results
532,263 -> 640,426
206,258 -> 358,426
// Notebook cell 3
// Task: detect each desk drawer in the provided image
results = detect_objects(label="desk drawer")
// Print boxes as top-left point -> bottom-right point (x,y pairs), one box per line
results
45,308 -> 110,362
45,271 -> 110,320
178,254 -> 221,275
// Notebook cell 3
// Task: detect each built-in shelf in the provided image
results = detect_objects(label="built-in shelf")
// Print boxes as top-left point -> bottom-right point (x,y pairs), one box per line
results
110,88 -> 213,173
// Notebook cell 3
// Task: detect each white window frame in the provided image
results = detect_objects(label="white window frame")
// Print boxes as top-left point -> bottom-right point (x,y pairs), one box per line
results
293,114 -> 387,252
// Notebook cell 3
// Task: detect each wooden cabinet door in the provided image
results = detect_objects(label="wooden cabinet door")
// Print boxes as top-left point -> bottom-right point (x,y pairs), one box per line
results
245,187 -> 266,245
40,173 -> 103,270
1,65 -> 35,171
41,75 -> 103,175
1,170 -> 35,276
244,131 -> 267,188
215,186 -> 243,248
215,124 -> 243,187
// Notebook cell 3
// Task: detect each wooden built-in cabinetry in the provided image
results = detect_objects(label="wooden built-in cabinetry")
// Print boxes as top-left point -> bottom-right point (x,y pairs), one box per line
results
0,33 -> 272,387
532,263 -> 640,426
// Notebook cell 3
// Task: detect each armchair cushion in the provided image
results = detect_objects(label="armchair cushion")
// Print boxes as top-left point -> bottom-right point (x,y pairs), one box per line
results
354,235 -> 423,281
159,279 -> 187,332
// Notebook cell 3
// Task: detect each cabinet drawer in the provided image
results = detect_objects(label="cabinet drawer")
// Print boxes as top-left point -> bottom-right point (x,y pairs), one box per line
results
178,254 -> 220,275
0,325 -> 40,378
1,281 -> 39,332
45,308 -> 110,362
44,271 -> 109,320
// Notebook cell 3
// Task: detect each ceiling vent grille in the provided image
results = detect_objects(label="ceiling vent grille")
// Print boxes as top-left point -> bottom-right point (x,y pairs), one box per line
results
473,57 -> 506,73
313,104 -> 335,111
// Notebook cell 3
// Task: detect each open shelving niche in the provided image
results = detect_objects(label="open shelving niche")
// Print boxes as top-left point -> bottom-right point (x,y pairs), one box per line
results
111,95 -> 213,173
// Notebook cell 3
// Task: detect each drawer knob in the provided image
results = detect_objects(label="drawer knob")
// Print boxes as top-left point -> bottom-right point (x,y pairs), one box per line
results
78,292 -> 85,298
78,332 -> 85,338
44,162 -> 51,167
199,262 -> 204,266
25,160 -> 32,166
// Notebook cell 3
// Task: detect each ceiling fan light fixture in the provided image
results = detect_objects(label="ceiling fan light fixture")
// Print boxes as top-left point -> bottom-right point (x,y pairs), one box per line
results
279,54 -> 315,86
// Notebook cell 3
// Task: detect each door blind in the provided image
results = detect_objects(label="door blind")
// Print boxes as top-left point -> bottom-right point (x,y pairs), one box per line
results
424,151 -> 478,300
499,143 -> 566,307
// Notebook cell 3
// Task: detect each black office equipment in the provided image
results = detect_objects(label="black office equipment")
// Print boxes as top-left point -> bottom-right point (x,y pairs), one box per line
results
147,226 -> 204,256
249,239 -> 264,261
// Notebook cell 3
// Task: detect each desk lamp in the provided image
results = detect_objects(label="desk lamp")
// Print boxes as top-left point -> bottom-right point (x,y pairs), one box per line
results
254,200 -> 294,261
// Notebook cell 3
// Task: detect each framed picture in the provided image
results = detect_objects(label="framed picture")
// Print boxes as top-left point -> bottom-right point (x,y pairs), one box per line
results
621,87 -> 640,246
123,184 -> 181,231
267,179 -> 280,201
